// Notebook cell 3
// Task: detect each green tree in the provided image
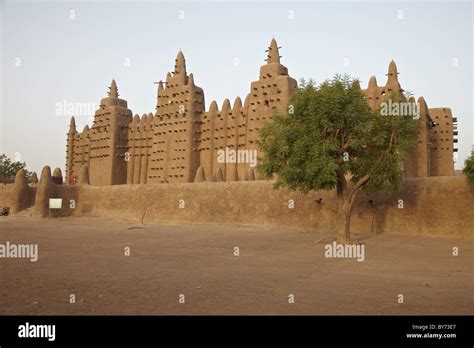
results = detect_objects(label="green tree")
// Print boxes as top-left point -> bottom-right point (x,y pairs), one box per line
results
0,154 -> 31,181
257,75 -> 418,242
463,150 -> 474,184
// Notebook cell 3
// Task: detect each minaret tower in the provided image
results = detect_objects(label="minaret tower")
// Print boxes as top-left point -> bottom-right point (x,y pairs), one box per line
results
149,51 -> 205,183
245,38 -> 298,178
65,116 -> 77,184
88,79 -> 132,185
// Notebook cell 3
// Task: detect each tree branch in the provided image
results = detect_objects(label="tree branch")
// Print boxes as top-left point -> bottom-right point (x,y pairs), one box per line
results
349,174 -> 370,204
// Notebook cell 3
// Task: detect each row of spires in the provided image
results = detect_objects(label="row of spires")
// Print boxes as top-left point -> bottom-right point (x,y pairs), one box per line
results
68,117 -> 89,135
207,95 -> 245,114
157,72 -> 196,90
367,60 -> 400,89
104,53 -> 399,99
73,37 -> 282,123
98,41 -> 397,102
67,93 -> 249,134
68,40 -> 403,135
125,95 -> 247,130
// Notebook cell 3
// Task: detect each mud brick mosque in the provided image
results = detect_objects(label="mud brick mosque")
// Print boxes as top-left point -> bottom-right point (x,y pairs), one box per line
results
65,38 -> 457,186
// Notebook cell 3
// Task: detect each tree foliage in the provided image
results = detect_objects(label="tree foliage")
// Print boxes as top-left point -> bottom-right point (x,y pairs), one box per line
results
257,75 -> 418,241
0,154 -> 31,181
463,150 -> 474,184
258,75 -> 417,193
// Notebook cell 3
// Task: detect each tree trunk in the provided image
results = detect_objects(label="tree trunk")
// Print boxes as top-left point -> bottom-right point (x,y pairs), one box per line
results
338,197 -> 353,243
335,173 -> 369,243
335,169 -> 369,243
335,169 -> 351,243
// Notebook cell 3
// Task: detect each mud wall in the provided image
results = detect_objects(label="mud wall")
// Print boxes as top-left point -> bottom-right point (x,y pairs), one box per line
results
0,184 -> 14,208
71,176 -> 473,239
4,176 -> 472,239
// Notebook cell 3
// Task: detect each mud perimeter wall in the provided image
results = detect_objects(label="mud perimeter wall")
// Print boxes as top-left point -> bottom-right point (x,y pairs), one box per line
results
0,184 -> 13,208
72,176 -> 473,239
2,176 -> 472,238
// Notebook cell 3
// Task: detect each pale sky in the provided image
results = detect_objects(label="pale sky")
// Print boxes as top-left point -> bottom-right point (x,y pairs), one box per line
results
1,0 -> 472,173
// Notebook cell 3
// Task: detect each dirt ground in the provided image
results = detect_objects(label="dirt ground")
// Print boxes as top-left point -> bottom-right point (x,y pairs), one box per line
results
0,216 -> 472,315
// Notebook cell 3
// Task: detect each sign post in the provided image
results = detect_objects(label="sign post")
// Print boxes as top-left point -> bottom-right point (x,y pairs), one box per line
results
48,198 -> 63,218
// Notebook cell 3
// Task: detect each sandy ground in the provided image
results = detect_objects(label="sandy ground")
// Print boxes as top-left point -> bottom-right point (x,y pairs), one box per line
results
0,216 -> 472,315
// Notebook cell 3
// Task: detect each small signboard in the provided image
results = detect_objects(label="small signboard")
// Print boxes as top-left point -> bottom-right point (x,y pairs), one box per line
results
49,198 -> 63,210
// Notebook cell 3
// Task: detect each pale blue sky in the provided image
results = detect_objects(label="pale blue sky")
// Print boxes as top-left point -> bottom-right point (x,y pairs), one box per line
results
1,0 -> 472,173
